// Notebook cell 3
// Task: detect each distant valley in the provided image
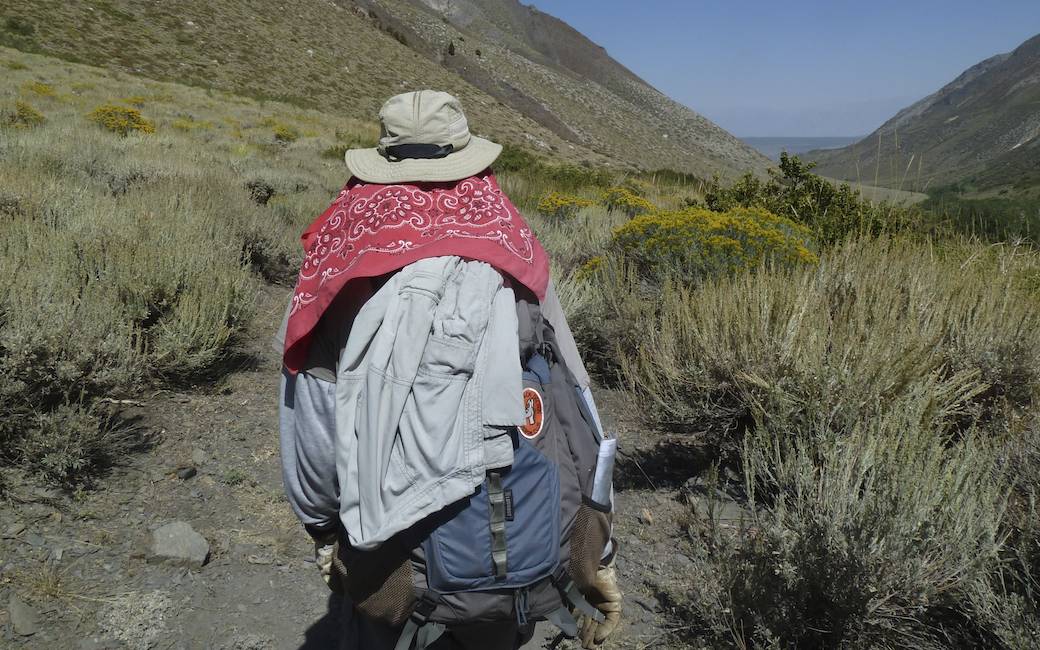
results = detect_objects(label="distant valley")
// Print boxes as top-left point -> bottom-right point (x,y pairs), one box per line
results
741,136 -> 862,161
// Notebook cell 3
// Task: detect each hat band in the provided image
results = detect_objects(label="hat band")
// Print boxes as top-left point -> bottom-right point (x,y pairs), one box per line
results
385,143 -> 455,161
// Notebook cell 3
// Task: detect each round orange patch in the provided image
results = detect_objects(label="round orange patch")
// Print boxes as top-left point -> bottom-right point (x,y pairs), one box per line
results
520,387 -> 544,439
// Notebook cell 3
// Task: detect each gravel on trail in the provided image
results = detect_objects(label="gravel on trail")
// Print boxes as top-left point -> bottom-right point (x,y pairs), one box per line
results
0,287 -> 705,649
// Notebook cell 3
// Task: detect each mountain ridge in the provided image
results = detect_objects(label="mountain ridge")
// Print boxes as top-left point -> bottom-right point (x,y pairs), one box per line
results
351,0 -> 770,177
0,0 -> 770,178
807,33 -> 1040,196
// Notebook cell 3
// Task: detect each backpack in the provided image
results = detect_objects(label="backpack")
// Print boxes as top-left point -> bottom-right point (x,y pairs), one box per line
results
329,294 -> 614,649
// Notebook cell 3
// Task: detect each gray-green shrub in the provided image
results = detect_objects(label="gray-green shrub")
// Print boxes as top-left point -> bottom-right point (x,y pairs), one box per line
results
610,237 -> 1039,442
685,409 -> 1016,648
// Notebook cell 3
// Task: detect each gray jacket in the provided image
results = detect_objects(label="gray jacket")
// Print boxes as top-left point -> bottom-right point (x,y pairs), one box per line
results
284,257 -> 522,550
278,265 -> 602,548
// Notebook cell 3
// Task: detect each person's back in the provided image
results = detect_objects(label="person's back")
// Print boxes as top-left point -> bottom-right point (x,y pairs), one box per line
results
277,90 -> 621,650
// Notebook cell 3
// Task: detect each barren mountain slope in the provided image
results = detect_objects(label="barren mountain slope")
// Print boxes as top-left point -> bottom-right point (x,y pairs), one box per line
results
352,0 -> 771,177
0,0 -> 769,178
808,33 -> 1040,194
0,0 -> 607,167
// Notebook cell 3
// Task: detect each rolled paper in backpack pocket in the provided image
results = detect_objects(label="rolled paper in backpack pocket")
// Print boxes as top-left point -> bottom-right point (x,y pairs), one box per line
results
591,436 -> 617,507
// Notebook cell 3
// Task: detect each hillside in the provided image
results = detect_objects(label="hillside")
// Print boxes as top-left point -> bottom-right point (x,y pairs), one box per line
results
0,0 -> 769,178
351,0 -> 770,177
807,33 -> 1040,196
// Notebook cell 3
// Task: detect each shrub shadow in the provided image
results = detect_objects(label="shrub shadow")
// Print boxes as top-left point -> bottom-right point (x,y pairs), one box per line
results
158,348 -> 265,390
614,437 -> 730,492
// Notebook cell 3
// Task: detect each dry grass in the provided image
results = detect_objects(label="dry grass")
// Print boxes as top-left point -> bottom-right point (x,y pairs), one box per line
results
0,0 -> 595,167
0,46 -> 372,484
614,237 -> 1040,439
564,236 -> 1040,647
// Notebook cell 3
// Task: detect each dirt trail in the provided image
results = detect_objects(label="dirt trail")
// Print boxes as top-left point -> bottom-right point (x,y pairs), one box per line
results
0,287 -> 699,649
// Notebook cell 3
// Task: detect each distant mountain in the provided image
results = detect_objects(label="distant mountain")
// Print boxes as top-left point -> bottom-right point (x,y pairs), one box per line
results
0,0 -> 769,178
350,0 -> 770,177
807,33 -> 1040,197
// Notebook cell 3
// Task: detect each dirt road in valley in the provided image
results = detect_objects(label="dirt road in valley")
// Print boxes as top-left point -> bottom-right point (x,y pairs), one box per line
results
0,286 -> 702,649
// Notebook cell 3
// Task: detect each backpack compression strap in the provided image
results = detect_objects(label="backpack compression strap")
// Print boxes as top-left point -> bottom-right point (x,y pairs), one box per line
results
544,572 -> 605,644
488,470 -> 508,579
394,595 -> 445,650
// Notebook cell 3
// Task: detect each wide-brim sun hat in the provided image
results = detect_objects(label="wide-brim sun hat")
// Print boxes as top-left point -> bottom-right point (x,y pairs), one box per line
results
345,90 -> 502,184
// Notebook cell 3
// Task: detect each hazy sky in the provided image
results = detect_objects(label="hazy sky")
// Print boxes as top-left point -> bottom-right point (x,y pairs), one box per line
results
525,1 -> 1040,137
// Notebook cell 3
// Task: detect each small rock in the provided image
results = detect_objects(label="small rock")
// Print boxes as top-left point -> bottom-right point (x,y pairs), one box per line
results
190,448 -> 208,466
637,508 -> 654,526
9,593 -> 39,636
149,522 -> 210,569
176,467 -> 197,480
3,521 -> 26,538
25,532 -> 45,547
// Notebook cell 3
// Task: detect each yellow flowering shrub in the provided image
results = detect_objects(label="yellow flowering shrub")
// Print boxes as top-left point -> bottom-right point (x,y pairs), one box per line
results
602,186 -> 655,217
537,191 -> 595,220
4,101 -> 45,128
610,206 -> 817,283
272,123 -> 299,143
21,81 -> 55,97
575,255 -> 605,281
87,104 -> 156,136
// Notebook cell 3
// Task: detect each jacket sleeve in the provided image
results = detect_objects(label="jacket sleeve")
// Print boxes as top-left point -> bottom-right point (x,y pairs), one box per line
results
279,367 -> 339,536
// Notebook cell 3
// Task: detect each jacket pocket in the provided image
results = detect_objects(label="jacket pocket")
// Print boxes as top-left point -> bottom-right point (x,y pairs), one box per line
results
396,335 -> 476,482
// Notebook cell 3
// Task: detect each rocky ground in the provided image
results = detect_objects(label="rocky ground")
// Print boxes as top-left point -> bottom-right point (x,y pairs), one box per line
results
0,287 -> 709,649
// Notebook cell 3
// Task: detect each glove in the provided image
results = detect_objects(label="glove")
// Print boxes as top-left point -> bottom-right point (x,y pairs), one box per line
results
315,540 -> 335,587
577,551 -> 622,649
308,526 -> 339,589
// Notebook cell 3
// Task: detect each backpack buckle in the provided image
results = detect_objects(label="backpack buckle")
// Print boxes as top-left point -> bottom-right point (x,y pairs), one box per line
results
410,594 -> 438,624
536,341 -> 555,365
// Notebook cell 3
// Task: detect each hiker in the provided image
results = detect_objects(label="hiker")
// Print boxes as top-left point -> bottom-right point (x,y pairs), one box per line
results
277,90 -> 621,650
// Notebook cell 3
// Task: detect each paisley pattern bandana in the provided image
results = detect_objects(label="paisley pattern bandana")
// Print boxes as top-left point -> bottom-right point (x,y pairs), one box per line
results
283,171 -> 550,371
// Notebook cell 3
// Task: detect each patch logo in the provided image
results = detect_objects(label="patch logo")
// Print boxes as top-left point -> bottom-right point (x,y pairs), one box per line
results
520,387 -> 544,439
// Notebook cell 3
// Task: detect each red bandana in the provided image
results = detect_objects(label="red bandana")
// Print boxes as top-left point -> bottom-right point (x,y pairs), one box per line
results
283,172 -> 550,371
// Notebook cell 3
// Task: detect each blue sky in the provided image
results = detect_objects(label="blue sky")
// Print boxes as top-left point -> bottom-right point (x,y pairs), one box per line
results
526,1 -> 1040,137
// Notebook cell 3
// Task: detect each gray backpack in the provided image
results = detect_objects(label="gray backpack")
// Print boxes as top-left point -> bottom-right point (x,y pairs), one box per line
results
330,296 -> 613,649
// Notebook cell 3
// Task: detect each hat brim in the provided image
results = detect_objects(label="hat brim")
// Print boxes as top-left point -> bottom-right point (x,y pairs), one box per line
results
344,136 -> 502,184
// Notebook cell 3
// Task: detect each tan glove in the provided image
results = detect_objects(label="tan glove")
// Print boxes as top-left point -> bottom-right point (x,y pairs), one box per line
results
315,540 -> 335,587
309,527 -> 339,589
577,557 -> 622,649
